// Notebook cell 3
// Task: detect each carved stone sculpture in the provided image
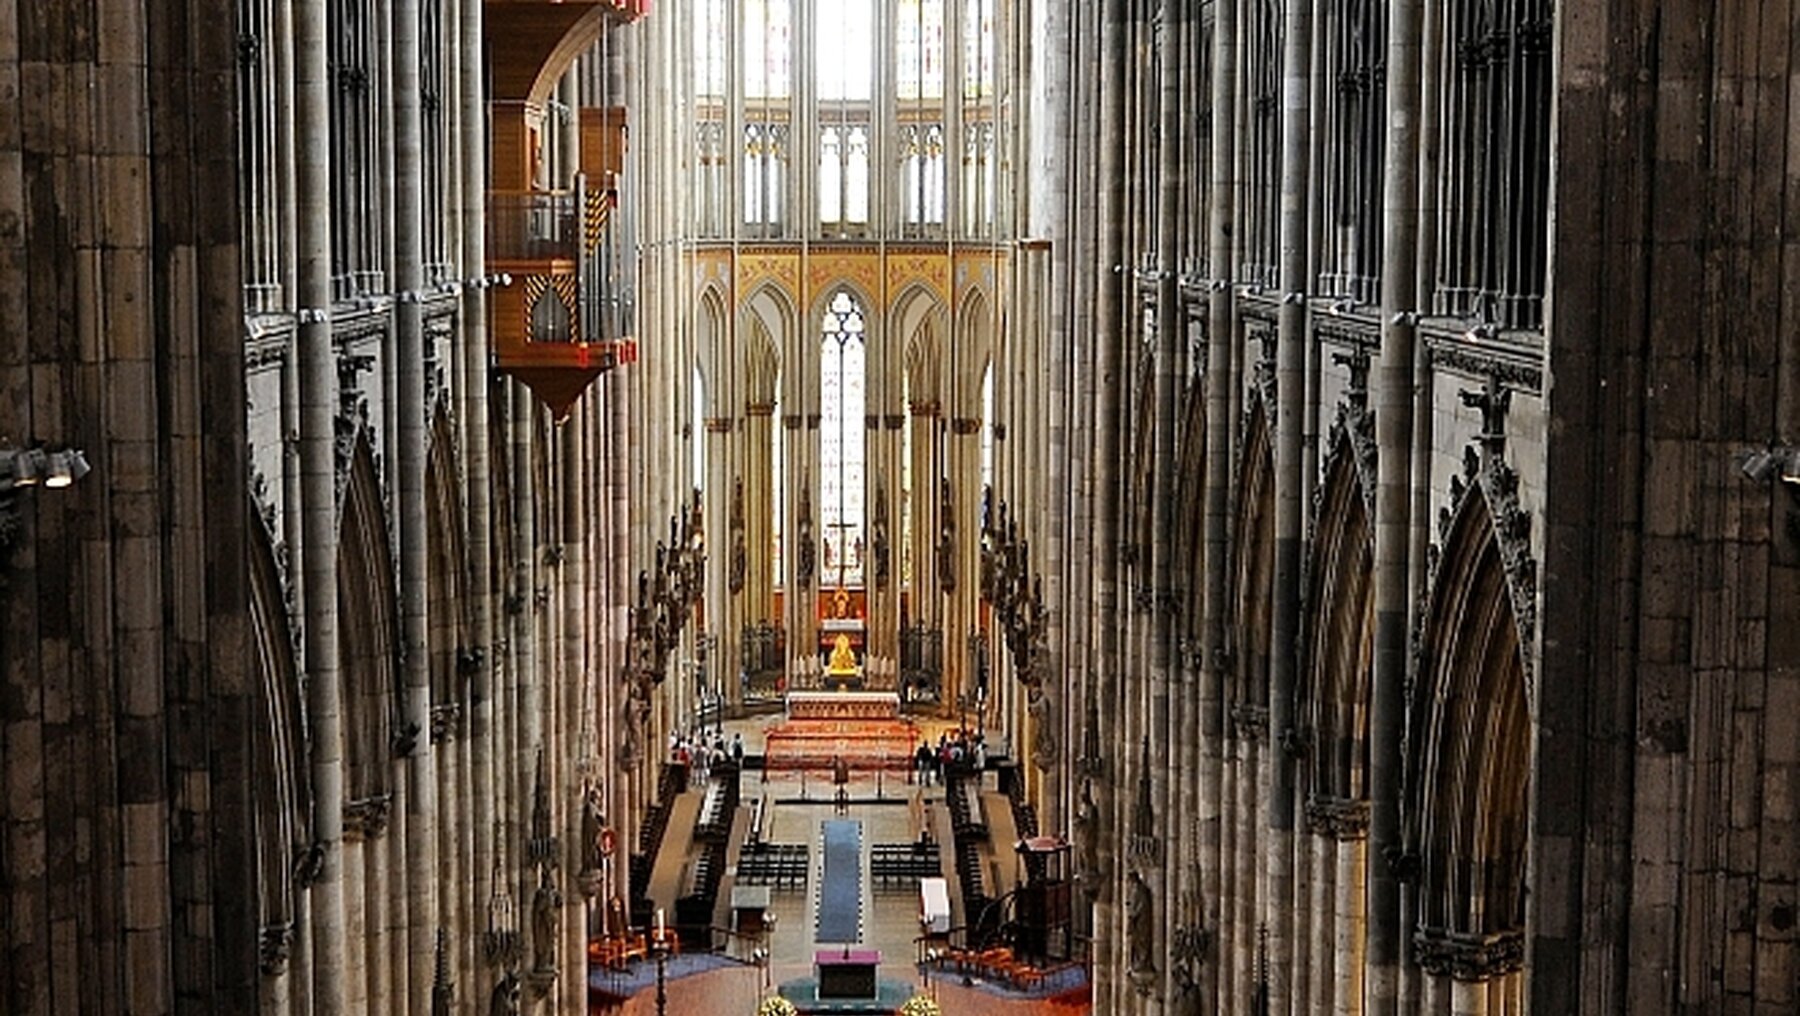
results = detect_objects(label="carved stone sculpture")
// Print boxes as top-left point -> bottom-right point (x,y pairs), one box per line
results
1127,869 -> 1157,983
1028,686 -> 1059,769
488,971 -> 520,1016
581,782 -> 606,874
1073,782 -> 1100,899
532,867 -> 562,973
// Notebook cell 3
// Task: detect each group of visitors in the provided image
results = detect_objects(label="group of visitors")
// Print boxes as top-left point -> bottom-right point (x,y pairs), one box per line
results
669,729 -> 745,780
914,727 -> 986,786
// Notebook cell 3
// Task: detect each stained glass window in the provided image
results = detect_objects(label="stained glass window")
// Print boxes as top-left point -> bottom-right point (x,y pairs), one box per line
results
819,292 -> 867,586
743,0 -> 791,99
744,0 -> 791,230
897,0 -> 945,99
695,0 -> 727,99
816,0 -> 872,101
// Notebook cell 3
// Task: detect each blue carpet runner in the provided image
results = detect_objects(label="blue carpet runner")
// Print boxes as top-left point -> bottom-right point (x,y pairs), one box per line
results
816,819 -> 862,942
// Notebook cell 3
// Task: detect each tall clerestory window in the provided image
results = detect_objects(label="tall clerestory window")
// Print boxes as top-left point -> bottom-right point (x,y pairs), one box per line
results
817,0 -> 873,235
693,0 -> 730,236
819,292 -> 867,587
959,0 -> 1000,236
743,0 -> 792,235
897,0 -> 947,236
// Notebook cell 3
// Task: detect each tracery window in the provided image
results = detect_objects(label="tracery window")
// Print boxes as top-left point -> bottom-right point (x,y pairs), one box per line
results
817,0 -> 874,235
329,0 -> 383,299
237,0 -> 282,312
819,292 -> 867,586
1241,0 -> 1283,289
693,0 -> 729,236
743,0 -> 792,234
422,0 -> 449,277
1320,0 -> 1387,305
959,0 -> 999,235
897,0 -> 947,235
1434,0 -> 1553,329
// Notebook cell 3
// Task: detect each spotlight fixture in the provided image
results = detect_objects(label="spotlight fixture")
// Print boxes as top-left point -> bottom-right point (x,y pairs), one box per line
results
1740,446 -> 1800,488
44,450 -> 90,489
9,448 -> 46,486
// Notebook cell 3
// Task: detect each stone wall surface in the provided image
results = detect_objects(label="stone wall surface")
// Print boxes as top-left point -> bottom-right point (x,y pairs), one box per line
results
1538,1 -> 1800,1012
0,0 -> 253,1011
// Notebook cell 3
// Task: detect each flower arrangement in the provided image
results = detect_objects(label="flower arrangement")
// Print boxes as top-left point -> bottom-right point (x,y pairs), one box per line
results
898,995 -> 942,1016
755,996 -> 798,1016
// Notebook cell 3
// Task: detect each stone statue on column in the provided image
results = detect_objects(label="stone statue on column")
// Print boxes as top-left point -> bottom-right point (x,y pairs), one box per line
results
1127,868 -> 1158,988
936,479 -> 955,591
872,482 -> 890,590
532,865 -> 562,973
1073,780 -> 1101,900
487,971 -> 520,1016
581,781 -> 606,875
1028,684 -> 1059,769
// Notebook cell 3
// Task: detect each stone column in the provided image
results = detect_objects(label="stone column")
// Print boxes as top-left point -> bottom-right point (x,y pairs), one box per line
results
343,831 -> 367,1011
744,402 -> 776,633
1450,979 -> 1488,1016
1200,0 -> 1240,1012
558,398 -> 586,1016
453,0 -> 498,994
510,382 -> 541,997
393,0 -> 439,1001
1268,0 -> 1316,1004
1310,830 -> 1337,1015
1091,0 -> 1129,1007
906,404 -> 941,633
296,0 -> 347,1004
1151,0 -> 1185,1003
1337,835 -> 1368,1016
1369,0 -> 1424,1006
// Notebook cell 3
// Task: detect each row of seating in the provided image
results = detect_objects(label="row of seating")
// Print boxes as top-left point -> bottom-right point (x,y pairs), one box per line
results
870,841 -> 940,890
737,843 -> 809,890
931,945 -> 1048,991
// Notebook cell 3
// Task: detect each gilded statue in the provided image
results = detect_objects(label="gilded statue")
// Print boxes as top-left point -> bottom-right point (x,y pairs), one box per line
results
827,634 -> 858,675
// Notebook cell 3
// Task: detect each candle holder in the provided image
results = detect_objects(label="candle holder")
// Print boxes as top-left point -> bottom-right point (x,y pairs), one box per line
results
649,915 -> 673,1016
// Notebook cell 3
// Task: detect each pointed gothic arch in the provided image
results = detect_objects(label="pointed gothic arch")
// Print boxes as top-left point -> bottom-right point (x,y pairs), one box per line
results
695,284 -> 731,407
903,310 -> 944,409
953,286 -> 994,400
250,502 -> 308,969
426,405 -> 470,708
1408,453 -> 1534,972
1302,425 -> 1375,801
1230,400 -> 1276,715
1175,380 -> 1209,624
338,433 -> 398,802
